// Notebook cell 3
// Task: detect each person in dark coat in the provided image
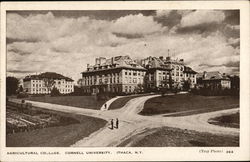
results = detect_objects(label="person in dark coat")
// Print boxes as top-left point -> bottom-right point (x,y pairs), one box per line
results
109,119 -> 114,130
114,118 -> 119,129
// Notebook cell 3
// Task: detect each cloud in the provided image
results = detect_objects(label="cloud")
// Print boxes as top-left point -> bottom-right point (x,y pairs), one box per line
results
180,10 -> 225,27
154,10 -> 182,29
222,24 -> 240,39
6,10 -> 240,80
156,10 -> 172,17
111,14 -> 166,38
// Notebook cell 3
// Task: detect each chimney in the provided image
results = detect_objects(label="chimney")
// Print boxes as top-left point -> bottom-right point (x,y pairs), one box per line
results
111,57 -> 114,65
95,58 -> 100,65
203,71 -> 207,78
159,56 -> 163,60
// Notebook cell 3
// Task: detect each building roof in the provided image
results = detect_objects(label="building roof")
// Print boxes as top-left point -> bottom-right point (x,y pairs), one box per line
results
197,71 -> 230,80
82,55 -> 146,74
141,57 -> 172,70
184,66 -> 197,74
23,72 -> 74,82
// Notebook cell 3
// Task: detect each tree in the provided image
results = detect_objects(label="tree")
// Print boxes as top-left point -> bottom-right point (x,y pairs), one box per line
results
43,78 -> 55,93
183,79 -> 191,91
169,72 -> 173,91
135,83 -> 144,93
18,85 -> 24,93
6,76 -> 19,96
50,87 -> 61,97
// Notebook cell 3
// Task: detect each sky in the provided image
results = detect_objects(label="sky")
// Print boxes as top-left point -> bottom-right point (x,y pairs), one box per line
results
6,10 -> 240,82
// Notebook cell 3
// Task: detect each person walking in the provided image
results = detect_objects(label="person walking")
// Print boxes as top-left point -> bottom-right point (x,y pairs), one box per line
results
114,118 -> 119,129
108,119 -> 114,130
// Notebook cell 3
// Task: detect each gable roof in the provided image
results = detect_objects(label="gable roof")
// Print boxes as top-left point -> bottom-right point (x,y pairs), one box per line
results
142,57 -> 172,70
23,72 -> 74,82
184,66 -> 197,74
84,55 -> 146,73
197,71 -> 230,80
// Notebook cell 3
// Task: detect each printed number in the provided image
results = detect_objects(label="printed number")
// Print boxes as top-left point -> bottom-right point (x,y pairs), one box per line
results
226,150 -> 234,153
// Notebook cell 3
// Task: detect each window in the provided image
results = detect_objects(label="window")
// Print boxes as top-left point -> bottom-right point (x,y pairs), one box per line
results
129,72 -> 131,75
125,72 -> 127,75
133,72 -> 137,76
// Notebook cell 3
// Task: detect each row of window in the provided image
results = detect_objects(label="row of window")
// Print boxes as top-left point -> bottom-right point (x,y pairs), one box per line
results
84,77 -> 120,86
124,77 -> 143,84
31,84 -> 73,88
124,71 -> 145,76
31,88 -> 73,92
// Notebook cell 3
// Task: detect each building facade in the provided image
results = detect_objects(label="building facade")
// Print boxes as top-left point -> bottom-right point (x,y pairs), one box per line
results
80,56 -> 146,94
80,55 -> 197,94
197,71 -> 231,89
23,72 -> 74,94
140,56 -> 197,91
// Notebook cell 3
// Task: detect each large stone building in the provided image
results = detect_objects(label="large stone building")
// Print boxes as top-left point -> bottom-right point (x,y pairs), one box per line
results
80,55 -> 197,94
23,72 -> 74,94
80,56 -> 146,94
140,56 -> 197,91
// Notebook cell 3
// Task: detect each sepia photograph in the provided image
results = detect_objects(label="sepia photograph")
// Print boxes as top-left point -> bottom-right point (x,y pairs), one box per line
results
1,1 -> 249,161
5,9 -> 240,147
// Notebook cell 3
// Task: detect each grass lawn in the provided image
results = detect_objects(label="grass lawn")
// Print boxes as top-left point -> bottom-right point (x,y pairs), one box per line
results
119,127 -> 239,147
6,114 -> 106,147
109,93 -> 152,110
208,112 -> 239,128
140,94 -> 239,116
25,96 -> 107,110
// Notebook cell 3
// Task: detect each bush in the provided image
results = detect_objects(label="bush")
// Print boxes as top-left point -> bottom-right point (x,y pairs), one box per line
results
191,88 -> 239,96
17,92 -> 29,98
50,87 -> 61,97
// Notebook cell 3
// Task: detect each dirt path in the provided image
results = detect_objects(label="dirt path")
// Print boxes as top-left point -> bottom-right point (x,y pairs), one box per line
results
9,95 -> 239,147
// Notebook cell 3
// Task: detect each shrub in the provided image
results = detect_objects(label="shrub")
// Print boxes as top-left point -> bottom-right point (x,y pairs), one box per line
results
50,87 -> 61,97
17,92 -> 29,98
191,87 -> 239,96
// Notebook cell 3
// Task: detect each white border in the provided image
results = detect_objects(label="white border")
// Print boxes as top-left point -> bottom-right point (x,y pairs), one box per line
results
1,1 -> 250,161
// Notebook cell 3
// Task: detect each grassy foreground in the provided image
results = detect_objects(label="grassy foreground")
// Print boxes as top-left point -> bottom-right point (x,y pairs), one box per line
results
208,112 -> 239,128
6,114 -> 106,147
119,127 -> 239,147
140,94 -> 239,116
109,93 -> 152,110
26,96 -> 107,110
